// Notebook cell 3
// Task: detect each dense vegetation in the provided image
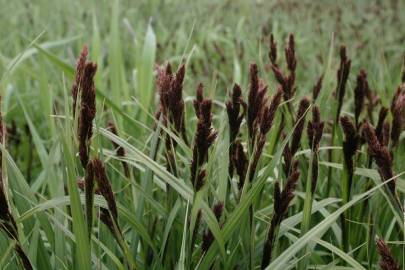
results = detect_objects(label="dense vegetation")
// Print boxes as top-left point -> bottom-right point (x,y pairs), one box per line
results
0,0 -> 405,269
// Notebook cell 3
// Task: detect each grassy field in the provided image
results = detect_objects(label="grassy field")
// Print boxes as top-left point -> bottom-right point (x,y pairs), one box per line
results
0,0 -> 405,269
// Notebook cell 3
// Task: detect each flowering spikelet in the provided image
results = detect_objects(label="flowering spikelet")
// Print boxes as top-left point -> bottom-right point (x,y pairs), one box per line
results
340,116 -> 359,196
92,158 -> 118,222
259,88 -> 283,136
191,84 -> 217,190
72,45 -> 88,116
156,63 -> 172,123
202,202 -> 224,252
226,84 -> 247,177
312,74 -> 324,102
107,122 -> 129,177
226,84 -> 246,143
362,122 -> 396,195
390,84 -> 405,147
249,88 -> 283,181
336,45 -> 351,120
247,64 -> 268,143
157,63 -> 188,143
290,97 -> 310,155
380,122 -> 391,147
270,34 -> 297,102
232,141 -> 247,190
365,84 -> 380,124
376,238 -> 400,270
307,106 -> 324,151
285,34 -> 297,73
261,168 -> 300,269
282,141 -> 293,177
75,46 -> 97,168
376,107 -> 389,144
269,34 -> 277,66
307,106 -> 324,194
354,69 -> 367,125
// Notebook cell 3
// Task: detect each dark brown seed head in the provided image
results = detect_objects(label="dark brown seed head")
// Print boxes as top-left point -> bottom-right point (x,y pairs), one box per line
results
390,84 -> 405,147
212,202 -> 224,221
259,88 -> 283,136
191,85 -> 217,190
312,74 -> 324,102
290,97 -> 310,155
232,141 -> 247,190
307,106 -> 324,150
247,64 -> 268,141
380,121 -> 391,147
376,238 -> 400,270
362,122 -> 395,194
169,64 -> 186,133
274,168 -> 300,217
156,63 -> 173,123
354,69 -> 367,125
226,84 -> 246,143
157,63 -> 186,136
194,83 -> 204,116
269,34 -> 277,65
78,59 -> 97,168
194,170 -> 206,192
376,107 -> 389,144
92,158 -> 118,222
285,34 -> 297,73
340,116 -> 359,174
336,45 -> 351,119
202,201 -> 224,252
72,45 -> 88,116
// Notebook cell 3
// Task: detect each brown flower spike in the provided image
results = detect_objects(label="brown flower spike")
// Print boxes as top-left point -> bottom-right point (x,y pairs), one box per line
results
226,84 -> 247,178
249,88 -> 283,181
191,84 -> 217,190
261,167 -> 300,269
270,34 -> 297,103
354,69 -> 368,125
376,238 -> 400,270
307,106 -> 324,194
73,46 -> 97,168
247,64 -> 268,145
390,84 -> 405,147
336,45 -> 351,120
362,122 -> 396,195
